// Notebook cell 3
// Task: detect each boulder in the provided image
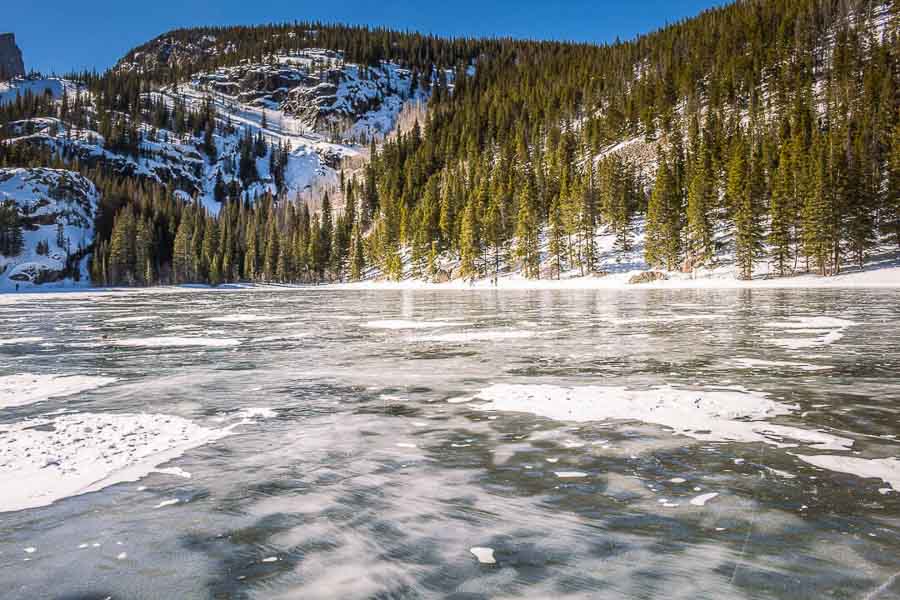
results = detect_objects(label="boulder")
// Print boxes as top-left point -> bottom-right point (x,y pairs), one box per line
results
628,271 -> 668,284
432,269 -> 452,284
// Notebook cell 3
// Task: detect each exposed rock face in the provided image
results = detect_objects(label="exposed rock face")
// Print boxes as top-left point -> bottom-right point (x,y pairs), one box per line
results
0,34 -> 25,81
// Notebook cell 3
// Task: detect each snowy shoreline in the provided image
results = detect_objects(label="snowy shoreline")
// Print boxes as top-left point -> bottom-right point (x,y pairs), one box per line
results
1,262 -> 899,297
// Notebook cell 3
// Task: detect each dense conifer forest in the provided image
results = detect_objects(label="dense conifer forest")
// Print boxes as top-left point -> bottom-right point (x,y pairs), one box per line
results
1,0 -> 898,285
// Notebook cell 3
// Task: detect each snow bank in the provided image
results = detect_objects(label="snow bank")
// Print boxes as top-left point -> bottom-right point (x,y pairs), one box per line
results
0,408 -> 271,512
457,384 -> 851,450
793,455 -> 900,490
0,373 -> 116,409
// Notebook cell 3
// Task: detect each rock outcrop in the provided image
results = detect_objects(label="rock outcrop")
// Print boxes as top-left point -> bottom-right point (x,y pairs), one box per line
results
0,34 -> 25,81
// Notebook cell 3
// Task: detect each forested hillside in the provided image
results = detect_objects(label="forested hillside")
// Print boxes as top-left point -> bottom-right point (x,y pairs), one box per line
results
1,0 -> 897,287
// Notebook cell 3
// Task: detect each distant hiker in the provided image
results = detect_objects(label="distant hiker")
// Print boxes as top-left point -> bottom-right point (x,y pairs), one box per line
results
15,284 -> 19,292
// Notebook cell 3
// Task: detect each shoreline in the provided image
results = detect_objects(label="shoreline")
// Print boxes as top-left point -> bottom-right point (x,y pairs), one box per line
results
2,265 -> 899,297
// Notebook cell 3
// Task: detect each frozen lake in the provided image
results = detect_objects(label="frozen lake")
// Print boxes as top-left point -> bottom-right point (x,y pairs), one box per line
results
0,287 -> 898,599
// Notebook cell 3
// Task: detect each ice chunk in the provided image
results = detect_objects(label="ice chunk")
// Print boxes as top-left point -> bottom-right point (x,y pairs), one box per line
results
470,547 -> 496,564
690,492 -> 719,506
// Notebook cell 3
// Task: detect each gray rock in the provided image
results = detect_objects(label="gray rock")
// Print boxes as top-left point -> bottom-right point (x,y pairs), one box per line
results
0,33 -> 25,81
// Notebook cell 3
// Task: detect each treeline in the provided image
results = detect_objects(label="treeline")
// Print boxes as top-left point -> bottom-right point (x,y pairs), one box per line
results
91,187 -> 367,286
354,0 -> 900,280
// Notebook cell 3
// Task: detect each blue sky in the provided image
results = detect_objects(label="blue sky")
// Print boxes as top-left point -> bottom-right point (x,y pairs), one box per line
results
8,0 -> 724,74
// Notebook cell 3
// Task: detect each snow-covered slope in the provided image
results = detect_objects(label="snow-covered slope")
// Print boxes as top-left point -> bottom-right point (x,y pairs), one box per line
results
0,168 -> 97,289
0,77 -> 82,106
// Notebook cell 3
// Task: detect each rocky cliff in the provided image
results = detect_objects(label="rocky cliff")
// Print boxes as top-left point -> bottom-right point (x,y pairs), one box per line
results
0,34 -> 25,81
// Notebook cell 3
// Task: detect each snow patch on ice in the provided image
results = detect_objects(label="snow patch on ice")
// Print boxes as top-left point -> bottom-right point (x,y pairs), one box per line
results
0,408 -> 272,513
112,337 -> 241,348
0,373 -> 116,409
204,314 -> 283,323
363,319 -> 456,330
460,384 -> 853,450
153,467 -> 191,479
766,317 -> 858,349
793,455 -> 900,490
732,358 -> 833,372
420,330 -> 536,343
0,336 -> 43,345
107,316 -> 158,324
554,471 -> 588,479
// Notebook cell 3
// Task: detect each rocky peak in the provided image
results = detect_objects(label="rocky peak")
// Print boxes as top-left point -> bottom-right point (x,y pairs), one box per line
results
0,33 -> 25,81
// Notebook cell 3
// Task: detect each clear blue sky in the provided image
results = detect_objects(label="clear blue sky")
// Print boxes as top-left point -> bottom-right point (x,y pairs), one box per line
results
8,0 -> 725,75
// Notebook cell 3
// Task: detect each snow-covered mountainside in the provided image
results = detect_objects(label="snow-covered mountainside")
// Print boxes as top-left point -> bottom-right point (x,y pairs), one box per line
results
0,168 -> 97,289
4,49 -> 430,216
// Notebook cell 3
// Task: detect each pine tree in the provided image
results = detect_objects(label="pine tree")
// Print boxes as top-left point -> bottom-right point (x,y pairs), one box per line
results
887,122 -> 900,249
548,193 -> 565,279
350,220 -> 365,281
686,149 -> 715,268
769,146 -> 793,276
458,199 -> 480,280
173,212 -> 194,283
645,157 -> 680,270
514,184 -> 540,279
733,143 -> 764,280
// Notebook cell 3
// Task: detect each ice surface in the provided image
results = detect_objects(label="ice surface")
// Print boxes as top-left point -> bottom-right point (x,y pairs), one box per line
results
0,373 -> 116,409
